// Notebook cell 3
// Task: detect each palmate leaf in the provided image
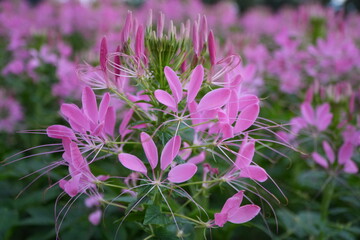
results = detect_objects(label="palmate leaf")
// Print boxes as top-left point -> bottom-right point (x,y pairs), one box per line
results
143,205 -> 170,225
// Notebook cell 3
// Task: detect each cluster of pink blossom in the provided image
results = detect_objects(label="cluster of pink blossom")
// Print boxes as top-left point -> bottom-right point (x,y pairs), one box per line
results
0,89 -> 23,133
36,10 -> 278,236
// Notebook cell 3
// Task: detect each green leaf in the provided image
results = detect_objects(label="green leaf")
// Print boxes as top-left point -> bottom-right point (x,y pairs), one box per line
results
0,207 -> 18,240
143,205 -> 169,225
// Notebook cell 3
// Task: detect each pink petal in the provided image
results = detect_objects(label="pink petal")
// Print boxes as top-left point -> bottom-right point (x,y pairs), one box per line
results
118,153 -> 147,174
316,115 -> 332,131
220,191 -> 244,214
82,87 -> 98,124
154,90 -> 178,112
338,142 -> 353,165
140,132 -> 158,169
214,213 -> 228,227
92,122 -> 104,136
234,103 -> 259,133
188,152 -> 206,165
114,45 -> 121,77
235,141 -> 255,169
188,101 -> 203,132
192,22 -> 199,56
238,94 -> 259,111
322,141 -> 335,163
312,152 -> 329,168
228,204 -> 261,224
167,163 -> 197,183
100,37 -> 107,72
187,65 -> 204,103
119,109 -> 134,136
343,159 -> 358,174
226,90 -> 239,125
160,135 -> 181,170
208,31 -> 216,66
220,123 -> 234,139
98,93 -> 110,122
69,142 -> 88,173
135,25 -> 144,59
239,166 -> 268,182
104,106 -> 115,136
301,102 -> 315,125
61,103 -> 89,131
179,142 -> 191,160
64,174 -> 82,197
164,66 -> 183,103
47,125 -> 76,140
197,88 -> 231,112
89,209 -> 102,226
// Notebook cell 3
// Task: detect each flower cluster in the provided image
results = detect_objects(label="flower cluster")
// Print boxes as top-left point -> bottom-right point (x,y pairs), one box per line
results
39,11 -> 277,238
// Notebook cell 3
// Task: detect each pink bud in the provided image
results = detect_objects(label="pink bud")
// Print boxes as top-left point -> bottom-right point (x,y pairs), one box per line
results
208,31 -> 216,66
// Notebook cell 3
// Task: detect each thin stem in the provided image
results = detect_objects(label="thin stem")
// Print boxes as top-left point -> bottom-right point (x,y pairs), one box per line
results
177,179 -> 221,187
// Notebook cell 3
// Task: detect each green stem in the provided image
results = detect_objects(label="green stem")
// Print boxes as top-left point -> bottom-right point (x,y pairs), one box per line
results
319,179 -> 335,240
177,179 -> 220,187
102,182 -> 127,189
321,179 -> 335,221
163,212 -> 203,225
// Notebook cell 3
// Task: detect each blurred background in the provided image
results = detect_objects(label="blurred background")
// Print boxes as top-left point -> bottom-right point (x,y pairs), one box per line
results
1,0 -> 360,239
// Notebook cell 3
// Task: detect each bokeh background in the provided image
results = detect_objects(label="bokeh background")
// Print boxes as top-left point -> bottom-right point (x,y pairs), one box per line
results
1,0 -> 360,239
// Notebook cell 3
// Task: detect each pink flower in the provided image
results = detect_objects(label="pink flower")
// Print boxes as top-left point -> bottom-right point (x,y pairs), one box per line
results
214,191 -> 261,227
300,102 -> 333,131
118,133 -> 198,183
312,141 -> 358,174
59,141 -> 109,197
0,90 -> 23,133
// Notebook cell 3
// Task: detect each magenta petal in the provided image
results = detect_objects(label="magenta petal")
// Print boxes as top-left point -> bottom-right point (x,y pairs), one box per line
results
235,142 -> 255,169
188,152 -> 206,165
92,122 -> 104,136
301,102 -> 315,125
47,125 -> 76,140
70,142 -> 87,172
64,174 -> 82,197
187,65 -> 204,103
135,25 -> 144,59
61,103 -> 89,131
98,93 -> 110,122
160,135 -> 181,170
343,159 -> 358,174
234,103 -> 259,133
119,109 -> 134,136
338,142 -> 353,165
118,153 -> 147,174
197,88 -> 231,112
214,213 -> 228,227
208,31 -> 216,66
322,141 -> 335,163
82,87 -> 98,124
164,66 -> 183,103
168,163 -> 197,183
227,90 -> 239,125
227,204 -> 261,224
221,123 -> 234,139
89,209 -> 102,226
154,90 -> 178,112
179,142 -> 192,160
104,106 -> 115,136
311,152 -> 329,168
100,37 -> 108,72
140,132 -> 158,169
220,192 -> 244,214
239,166 -> 268,182
238,94 -> 259,111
